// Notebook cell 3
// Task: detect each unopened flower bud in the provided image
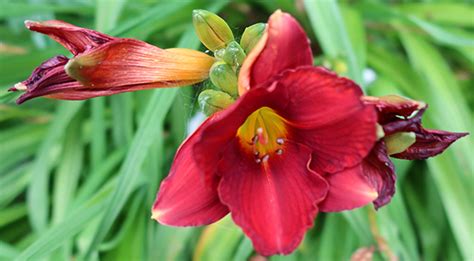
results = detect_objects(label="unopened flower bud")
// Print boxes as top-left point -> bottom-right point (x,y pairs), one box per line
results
385,132 -> 416,155
198,89 -> 235,116
320,57 -> 347,74
192,9 -> 234,51
333,59 -> 348,74
210,61 -> 238,97
240,23 -> 266,54
215,41 -> 245,68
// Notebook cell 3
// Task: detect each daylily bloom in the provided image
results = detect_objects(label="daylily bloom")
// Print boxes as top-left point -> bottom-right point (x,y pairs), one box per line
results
9,20 -> 214,104
319,95 -> 468,211
153,10 -> 377,255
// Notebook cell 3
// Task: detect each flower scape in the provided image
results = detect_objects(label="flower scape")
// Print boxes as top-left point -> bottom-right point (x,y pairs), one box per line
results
12,9 -> 468,256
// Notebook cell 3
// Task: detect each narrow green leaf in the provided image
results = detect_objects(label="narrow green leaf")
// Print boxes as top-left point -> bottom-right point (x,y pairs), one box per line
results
15,178 -> 116,260
194,216 -> 243,261
90,98 -> 106,171
408,16 -> 474,47
0,241 -> 19,260
0,2 -> 93,19
304,0 -> 364,85
397,3 -> 474,27
27,101 -> 83,233
0,204 -> 27,228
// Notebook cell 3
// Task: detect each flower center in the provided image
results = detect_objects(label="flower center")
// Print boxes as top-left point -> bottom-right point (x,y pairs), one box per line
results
237,107 -> 288,163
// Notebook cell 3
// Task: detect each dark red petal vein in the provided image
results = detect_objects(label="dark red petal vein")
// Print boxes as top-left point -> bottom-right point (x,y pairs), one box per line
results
218,140 -> 328,256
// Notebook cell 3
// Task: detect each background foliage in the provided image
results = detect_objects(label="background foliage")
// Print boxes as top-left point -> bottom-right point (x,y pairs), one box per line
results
0,0 -> 472,260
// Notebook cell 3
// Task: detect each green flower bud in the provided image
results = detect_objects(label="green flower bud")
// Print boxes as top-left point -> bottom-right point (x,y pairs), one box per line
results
198,89 -> 235,116
215,41 -> 246,68
240,23 -> 266,54
333,59 -> 348,74
210,61 -> 238,97
384,132 -> 416,155
192,9 -> 234,51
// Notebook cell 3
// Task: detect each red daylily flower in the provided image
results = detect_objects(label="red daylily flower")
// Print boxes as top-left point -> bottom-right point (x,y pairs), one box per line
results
320,95 -> 468,211
153,11 -> 377,255
9,20 -> 214,104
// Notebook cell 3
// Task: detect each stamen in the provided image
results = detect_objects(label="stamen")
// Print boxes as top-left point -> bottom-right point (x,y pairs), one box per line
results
237,107 -> 288,157
252,135 -> 258,145
256,127 -> 267,145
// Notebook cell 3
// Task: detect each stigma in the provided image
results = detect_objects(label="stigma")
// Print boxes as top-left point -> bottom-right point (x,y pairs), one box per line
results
237,106 -> 288,163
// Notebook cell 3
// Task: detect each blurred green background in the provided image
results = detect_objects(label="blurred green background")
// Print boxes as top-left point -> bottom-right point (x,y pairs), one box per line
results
0,0 -> 473,260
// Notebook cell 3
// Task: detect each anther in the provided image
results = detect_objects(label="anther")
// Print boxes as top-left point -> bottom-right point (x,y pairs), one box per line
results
276,149 -> 283,155
276,138 -> 284,145
254,151 -> 259,156
255,158 -> 262,164
262,154 -> 270,163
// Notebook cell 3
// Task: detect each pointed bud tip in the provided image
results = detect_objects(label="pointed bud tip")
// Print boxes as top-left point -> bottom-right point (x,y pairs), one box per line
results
192,9 -> 206,19
10,82 -> 27,92
192,9 -> 234,51
240,23 -> 266,53
24,20 -> 37,29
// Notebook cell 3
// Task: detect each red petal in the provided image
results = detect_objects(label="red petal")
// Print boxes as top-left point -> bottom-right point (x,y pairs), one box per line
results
152,117 -> 229,226
66,39 -> 214,88
362,141 -> 396,209
320,141 -> 396,211
303,105 -> 377,174
276,67 -> 365,127
319,165 -> 378,212
238,10 -> 312,94
392,128 -> 468,160
273,67 -> 377,173
217,140 -> 328,256
25,20 -> 114,55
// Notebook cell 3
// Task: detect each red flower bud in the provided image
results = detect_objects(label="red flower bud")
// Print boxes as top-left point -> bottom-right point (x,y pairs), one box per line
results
10,20 -> 214,104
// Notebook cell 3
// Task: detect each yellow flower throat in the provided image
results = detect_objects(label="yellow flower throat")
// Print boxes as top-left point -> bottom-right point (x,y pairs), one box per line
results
237,107 -> 288,163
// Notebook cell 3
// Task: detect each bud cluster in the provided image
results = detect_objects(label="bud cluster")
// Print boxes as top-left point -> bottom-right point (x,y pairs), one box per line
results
193,9 -> 266,116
